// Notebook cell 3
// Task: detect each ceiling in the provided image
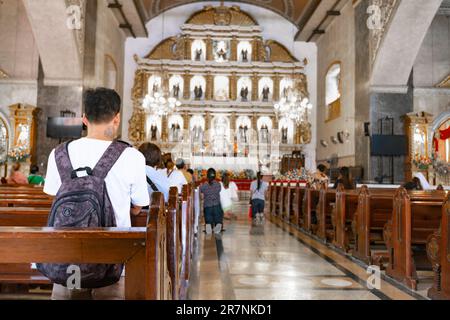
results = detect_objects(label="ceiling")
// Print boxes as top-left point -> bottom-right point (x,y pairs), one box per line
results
133,0 -> 321,27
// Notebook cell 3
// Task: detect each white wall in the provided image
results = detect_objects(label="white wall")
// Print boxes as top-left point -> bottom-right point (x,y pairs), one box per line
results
122,1 -> 318,170
413,14 -> 450,118
316,1 -> 356,166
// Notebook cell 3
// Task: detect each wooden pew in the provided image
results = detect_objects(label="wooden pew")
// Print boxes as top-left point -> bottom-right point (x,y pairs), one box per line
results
0,199 -> 53,208
292,183 -> 306,227
167,187 -> 182,300
351,186 -> 394,264
427,194 -> 450,300
302,185 -> 320,233
181,184 -> 193,283
384,188 -> 446,290
0,192 -> 169,300
332,184 -> 358,252
316,185 -> 336,242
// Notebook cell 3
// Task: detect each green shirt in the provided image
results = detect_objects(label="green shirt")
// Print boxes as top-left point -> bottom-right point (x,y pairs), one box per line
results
28,174 -> 45,185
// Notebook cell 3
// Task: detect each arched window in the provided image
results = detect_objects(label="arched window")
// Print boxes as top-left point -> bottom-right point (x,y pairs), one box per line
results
104,55 -> 118,90
0,114 -> 9,175
325,62 -> 341,122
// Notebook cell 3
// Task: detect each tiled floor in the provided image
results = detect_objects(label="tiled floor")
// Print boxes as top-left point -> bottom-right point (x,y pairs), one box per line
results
187,204 -> 426,300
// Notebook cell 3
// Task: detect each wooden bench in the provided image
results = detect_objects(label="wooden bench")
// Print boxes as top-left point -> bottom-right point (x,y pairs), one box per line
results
316,186 -> 336,242
332,185 -> 359,252
0,192 -> 170,300
427,194 -> 450,300
351,187 -> 394,264
0,199 -> 53,208
384,188 -> 446,290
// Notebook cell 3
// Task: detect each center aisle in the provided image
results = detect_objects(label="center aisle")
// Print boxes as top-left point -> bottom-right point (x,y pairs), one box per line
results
187,203 -> 423,300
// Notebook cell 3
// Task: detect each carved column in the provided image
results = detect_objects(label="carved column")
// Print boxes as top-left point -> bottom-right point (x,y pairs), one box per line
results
273,74 -> 281,102
161,115 -> 169,142
252,112 -> 258,131
252,37 -> 262,62
184,37 -> 192,60
205,111 -> 211,144
183,72 -> 192,100
231,36 -> 238,61
183,112 -> 190,130
230,72 -> 237,101
230,112 -> 237,131
206,72 -> 214,100
132,70 -> 146,101
252,73 -> 260,102
272,115 -> 279,130
206,36 -> 213,61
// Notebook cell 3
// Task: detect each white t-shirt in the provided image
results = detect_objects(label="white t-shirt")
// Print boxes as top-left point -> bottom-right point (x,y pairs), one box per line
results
220,181 -> 239,210
158,168 -> 187,194
145,166 -> 170,202
44,138 -> 150,228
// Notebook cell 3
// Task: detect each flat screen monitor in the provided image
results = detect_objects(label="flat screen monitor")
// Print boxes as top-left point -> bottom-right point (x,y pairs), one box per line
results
47,117 -> 83,139
371,135 -> 407,156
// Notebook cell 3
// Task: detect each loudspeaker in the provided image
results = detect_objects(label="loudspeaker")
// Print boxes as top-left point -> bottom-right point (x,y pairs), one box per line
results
364,122 -> 370,137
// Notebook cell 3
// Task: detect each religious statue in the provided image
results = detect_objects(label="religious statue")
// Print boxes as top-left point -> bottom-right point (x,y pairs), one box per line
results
171,123 -> 181,142
152,83 -> 159,95
262,86 -> 270,102
195,48 -> 203,61
150,125 -> 158,141
194,85 -> 203,100
240,86 -> 249,102
260,124 -> 269,143
192,125 -> 203,144
241,49 -> 249,62
281,127 -> 288,144
283,86 -> 291,99
172,83 -> 180,98
217,48 -> 227,60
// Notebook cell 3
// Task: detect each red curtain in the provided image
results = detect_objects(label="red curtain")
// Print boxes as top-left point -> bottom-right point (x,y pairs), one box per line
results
440,126 -> 450,140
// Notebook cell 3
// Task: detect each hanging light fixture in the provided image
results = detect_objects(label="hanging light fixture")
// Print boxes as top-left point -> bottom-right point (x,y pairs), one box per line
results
142,11 -> 182,116
274,78 -> 312,125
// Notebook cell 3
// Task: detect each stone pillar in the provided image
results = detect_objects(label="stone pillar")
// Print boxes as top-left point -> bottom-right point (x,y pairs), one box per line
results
205,112 -> 211,144
230,37 -> 238,61
184,37 -> 192,60
230,112 -> 237,131
230,72 -> 237,101
206,36 -> 213,61
183,112 -> 190,130
206,73 -> 214,100
273,74 -> 281,102
252,37 -> 262,62
272,115 -> 279,130
183,72 -> 192,99
161,115 -> 169,142
252,73 -> 259,101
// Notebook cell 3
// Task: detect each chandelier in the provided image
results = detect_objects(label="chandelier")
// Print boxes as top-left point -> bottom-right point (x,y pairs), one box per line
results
274,83 -> 312,125
142,10 -> 181,117
142,70 -> 181,117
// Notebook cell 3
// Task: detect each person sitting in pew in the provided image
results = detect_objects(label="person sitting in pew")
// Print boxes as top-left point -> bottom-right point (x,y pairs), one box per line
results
139,142 -> 170,202
7,162 -> 28,185
332,167 -> 354,190
403,177 -> 423,191
44,88 -> 150,300
160,155 -> 187,195
310,164 -> 329,189
28,164 -> 45,185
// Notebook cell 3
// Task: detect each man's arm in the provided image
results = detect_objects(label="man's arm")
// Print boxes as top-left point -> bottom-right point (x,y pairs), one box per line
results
43,150 -> 61,196
130,152 -> 151,216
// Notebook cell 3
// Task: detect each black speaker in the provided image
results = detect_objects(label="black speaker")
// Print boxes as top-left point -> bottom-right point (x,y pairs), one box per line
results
364,122 -> 370,137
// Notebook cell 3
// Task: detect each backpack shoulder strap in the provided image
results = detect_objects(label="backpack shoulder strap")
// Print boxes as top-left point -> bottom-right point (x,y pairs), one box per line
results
55,142 -> 74,183
93,140 -> 130,180
146,176 -> 159,192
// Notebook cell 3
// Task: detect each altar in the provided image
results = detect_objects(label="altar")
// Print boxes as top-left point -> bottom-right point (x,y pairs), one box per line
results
190,155 -> 258,172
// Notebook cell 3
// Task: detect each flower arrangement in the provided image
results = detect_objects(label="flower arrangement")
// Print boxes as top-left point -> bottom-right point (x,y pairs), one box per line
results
274,168 -> 309,181
7,146 -> 30,163
194,169 -> 256,180
412,153 -> 432,170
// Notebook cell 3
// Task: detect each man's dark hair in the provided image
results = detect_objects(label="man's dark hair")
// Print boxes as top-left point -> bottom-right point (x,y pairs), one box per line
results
139,143 -> 162,167
317,164 -> 326,173
84,88 -> 121,124
187,169 -> 194,175
30,165 -> 39,175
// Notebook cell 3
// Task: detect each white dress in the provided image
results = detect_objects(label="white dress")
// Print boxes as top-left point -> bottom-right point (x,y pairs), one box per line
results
220,182 -> 239,212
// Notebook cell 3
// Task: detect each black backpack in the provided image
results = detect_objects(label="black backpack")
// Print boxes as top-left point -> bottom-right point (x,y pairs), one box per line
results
37,140 -> 129,289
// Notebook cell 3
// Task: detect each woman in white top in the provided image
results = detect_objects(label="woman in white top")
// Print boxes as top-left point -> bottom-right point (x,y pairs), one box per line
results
160,159 -> 187,194
220,173 -> 239,220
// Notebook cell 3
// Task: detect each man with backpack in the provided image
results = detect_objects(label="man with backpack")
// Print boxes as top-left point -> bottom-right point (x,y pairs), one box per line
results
42,88 -> 150,300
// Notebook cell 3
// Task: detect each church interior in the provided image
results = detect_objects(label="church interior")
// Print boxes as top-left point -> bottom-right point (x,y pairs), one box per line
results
1,0 -> 450,302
